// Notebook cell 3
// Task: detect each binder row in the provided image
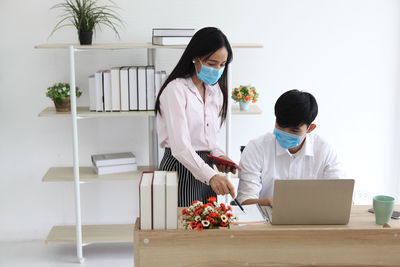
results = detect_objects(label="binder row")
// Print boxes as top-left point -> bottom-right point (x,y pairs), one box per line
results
88,67 -> 167,112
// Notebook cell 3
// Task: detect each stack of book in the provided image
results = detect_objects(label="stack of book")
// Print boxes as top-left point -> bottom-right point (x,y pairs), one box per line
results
139,171 -> 178,230
152,28 -> 195,46
91,152 -> 137,175
88,67 -> 167,112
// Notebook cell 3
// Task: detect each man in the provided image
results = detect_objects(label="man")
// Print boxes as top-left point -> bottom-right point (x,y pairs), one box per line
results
237,89 -> 346,206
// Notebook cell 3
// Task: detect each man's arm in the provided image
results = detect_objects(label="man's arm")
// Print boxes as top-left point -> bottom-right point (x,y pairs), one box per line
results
237,139 -> 264,205
322,143 -> 347,178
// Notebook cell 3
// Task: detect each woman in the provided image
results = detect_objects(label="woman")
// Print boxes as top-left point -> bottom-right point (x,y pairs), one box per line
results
155,27 -> 237,207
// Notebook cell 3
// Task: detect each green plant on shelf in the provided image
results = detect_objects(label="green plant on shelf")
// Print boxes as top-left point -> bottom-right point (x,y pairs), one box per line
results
49,0 -> 123,45
46,82 -> 82,104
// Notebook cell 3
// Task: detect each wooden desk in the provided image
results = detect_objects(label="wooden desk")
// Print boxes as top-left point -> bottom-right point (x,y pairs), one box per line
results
134,205 -> 400,267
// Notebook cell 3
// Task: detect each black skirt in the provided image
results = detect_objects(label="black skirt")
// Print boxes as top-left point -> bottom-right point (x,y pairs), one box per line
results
159,148 -> 217,207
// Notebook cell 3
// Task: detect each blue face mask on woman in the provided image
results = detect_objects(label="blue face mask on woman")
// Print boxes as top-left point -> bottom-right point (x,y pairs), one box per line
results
196,62 -> 225,85
273,128 -> 305,150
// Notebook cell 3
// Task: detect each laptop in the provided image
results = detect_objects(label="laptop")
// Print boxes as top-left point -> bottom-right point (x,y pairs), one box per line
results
265,179 -> 355,225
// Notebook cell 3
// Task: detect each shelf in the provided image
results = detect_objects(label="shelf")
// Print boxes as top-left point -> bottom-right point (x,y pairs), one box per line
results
46,224 -> 133,244
231,104 -> 262,115
35,43 -> 263,50
42,166 -> 156,182
39,105 -> 262,118
39,107 -> 155,118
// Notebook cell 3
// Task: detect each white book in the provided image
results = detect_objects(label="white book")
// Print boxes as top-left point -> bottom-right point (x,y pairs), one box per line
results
91,152 -> 136,167
154,71 -> 161,100
103,70 -> 112,111
88,75 -> 96,111
152,28 -> 195,37
152,36 -> 192,46
95,71 -> 104,111
128,67 -> 138,110
119,67 -> 129,111
140,172 -> 154,230
110,67 -> 121,111
137,67 -> 147,111
152,171 -> 166,230
166,172 -> 178,229
160,71 -> 167,85
93,163 -> 137,175
146,66 -> 155,110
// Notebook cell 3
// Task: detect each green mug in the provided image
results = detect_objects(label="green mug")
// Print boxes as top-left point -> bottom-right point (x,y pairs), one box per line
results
373,195 -> 395,225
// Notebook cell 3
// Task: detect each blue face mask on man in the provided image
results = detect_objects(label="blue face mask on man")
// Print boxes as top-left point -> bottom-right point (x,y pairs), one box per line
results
196,61 -> 225,85
273,128 -> 305,150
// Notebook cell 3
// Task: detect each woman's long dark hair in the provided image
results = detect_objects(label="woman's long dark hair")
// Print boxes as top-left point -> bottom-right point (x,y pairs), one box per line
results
154,27 -> 233,125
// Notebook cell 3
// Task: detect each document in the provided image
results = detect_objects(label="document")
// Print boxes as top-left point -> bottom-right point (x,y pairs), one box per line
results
232,204 -> 268,224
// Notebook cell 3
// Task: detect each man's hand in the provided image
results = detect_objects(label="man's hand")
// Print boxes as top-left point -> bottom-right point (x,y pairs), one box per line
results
209,174 -> 236,198
215,156 -> 238,174
259,196 -> 273,206
242,196 -> 273,206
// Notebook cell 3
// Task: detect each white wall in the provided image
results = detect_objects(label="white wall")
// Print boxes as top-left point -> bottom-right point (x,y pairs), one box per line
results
0,0 -> 399,241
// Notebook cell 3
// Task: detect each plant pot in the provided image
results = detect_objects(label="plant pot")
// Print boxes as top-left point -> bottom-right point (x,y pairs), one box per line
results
54,98 -> 71,112
79,31 -> 93,45
239,101 -> 250,111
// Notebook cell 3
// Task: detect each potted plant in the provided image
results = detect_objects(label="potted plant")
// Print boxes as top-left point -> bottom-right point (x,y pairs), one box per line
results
49,0 -> 123,45
231,85 -> 259,111
46,82 -> 82,112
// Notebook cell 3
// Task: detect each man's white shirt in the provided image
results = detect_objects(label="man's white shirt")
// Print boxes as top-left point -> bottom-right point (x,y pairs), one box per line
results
237,132 -> 346,204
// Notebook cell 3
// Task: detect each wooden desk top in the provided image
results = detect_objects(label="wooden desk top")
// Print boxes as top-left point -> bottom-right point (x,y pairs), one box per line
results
136,205 -> 400,232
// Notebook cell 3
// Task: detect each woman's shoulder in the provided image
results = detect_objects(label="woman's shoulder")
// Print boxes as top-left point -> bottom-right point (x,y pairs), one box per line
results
165,77 -> 190,89
162,77 -> 190,97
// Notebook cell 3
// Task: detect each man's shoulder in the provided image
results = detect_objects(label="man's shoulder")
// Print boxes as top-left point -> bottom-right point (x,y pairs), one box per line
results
308,133 -> 334,152
248,132 -> 275,146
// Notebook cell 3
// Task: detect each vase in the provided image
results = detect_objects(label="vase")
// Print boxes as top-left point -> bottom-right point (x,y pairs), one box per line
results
54,98 -> 71,112
239,101 -> 250,111
79,31 -> 93,45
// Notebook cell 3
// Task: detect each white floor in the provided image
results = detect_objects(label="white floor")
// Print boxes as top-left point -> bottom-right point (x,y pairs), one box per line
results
0,241 -> 134,267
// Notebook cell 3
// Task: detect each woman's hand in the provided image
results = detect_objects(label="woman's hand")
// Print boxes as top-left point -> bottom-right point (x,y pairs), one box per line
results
209,174 -> 236,198
215,156 -> 238,174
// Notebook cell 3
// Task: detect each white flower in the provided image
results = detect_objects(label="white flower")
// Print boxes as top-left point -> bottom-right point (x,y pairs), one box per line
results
206,206 -> 215,213
62,87 -> 66,91
195,216 -> 201,222
201,220 -> 210,227
221,215 -> 228,222
202,210 -> 209,216
67,91 -> 70,95
58,89 -> 62,93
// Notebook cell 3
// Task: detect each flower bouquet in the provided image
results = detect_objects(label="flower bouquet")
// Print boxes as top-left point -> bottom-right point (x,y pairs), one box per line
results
181,197 -> 237,231
231,85 -> 259,111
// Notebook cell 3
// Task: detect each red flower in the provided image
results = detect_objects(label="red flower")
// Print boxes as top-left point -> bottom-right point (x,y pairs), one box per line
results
206,217 -> 215,224
189,221 -> 197,229
252,99 -> 257,103
220,203 -> 226,212
196,223 -> 204,231
220,221 -> 228,227
244,96 -> 250,102
192,200 -> 199,205
207,197 -> 217,203
227,205 -> 232,211
181,209 -> 188,215
211,212 -> 221,218
226,213 -> 233,219
194,208 -> 203,216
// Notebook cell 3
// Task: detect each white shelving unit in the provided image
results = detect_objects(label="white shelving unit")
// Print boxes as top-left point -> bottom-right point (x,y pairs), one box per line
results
35,42 -> 263,263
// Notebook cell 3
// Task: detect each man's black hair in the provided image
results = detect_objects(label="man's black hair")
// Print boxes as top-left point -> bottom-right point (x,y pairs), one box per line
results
274,89 -> 318,128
